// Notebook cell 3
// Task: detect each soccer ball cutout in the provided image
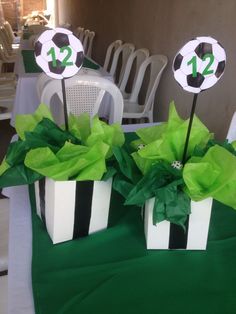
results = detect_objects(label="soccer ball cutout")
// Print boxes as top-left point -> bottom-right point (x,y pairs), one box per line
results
171,160 -> 183,170
173,36 -> 226,93
34,27 -> 84,79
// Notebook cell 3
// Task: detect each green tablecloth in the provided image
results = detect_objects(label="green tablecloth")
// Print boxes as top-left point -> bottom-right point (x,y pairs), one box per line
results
30,134 -> 236,314
21,50 -> 100,74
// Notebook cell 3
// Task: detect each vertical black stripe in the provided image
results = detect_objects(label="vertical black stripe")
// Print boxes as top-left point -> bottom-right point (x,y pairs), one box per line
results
38,178 -> 46,226
168,216 -> 189,249
73,181 -> 94,239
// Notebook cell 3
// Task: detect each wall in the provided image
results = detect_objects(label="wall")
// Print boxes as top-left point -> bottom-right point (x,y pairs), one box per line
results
1,0 -> 19,29
21,0 -> 45,16
58,0 -> 236,139
1,0 -> 45,29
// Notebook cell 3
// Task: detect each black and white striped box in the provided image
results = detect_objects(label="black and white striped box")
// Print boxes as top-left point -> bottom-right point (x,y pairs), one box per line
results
34,177 -> 113,244
144,197 -> 213,250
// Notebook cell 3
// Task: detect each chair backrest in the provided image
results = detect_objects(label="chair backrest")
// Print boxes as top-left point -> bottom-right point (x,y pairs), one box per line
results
109,43 -> 135,84
0,27 -> 12,55
103,40 -> 122,72
227,112 -> 236,142
40,74 -> 124,124
82,29 -> 90,51
86,31 -> 95,58
129,54 -> 168,112
3,21 -> 14,44
119,48 -> 149,92
74,26 -> 84,39
0,36 -> 13,61
36,72 -> 53,98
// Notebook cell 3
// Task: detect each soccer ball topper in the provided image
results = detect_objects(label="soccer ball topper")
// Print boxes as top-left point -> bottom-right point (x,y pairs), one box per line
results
173,36 -> 226,94
34,27 -> 84,79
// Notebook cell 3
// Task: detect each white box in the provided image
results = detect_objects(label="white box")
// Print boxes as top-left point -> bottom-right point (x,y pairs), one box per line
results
144,197 -> 213,250
34,177 -> 113,244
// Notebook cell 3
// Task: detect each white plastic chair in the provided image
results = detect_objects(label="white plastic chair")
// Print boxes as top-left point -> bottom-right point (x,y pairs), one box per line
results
103,40 -> 122,72
82,30 -> 91,52
109,43 -> 135,85
119,48 -> 149,98
36,72 -> 53,98
227,112 -> 236,142
3,21 -> 20,45
86,31 -> 95,58
40,75 -> 124,124
0,28 -> 17,58
74,27 -> 84,40
0,60 -> 16,84
123,54 -> 168,123
0,60 -> 16,120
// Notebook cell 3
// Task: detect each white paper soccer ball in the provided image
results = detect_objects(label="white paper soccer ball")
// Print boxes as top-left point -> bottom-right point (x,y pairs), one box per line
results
137,143 -> 146,150
34,27 -> 84,79
173,36 -> 226,93
171,160 -> 183,170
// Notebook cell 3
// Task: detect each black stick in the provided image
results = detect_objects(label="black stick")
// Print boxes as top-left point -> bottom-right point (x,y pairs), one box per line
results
61,78 -> 69,131
182,93 -> 198,164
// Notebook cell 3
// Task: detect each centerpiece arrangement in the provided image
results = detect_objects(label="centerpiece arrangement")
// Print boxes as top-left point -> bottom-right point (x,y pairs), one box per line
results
112,102 -> 236,249
0,104 -> 125,243
1,31 -> 235,251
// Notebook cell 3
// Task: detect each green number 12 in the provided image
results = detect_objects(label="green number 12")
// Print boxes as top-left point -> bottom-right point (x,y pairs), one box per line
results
47,46 -> 73,67
187,53 -> 214,77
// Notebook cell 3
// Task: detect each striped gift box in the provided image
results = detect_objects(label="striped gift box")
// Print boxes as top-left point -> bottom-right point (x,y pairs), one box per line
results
34,177 -> 113,244
144,197 -> 213,250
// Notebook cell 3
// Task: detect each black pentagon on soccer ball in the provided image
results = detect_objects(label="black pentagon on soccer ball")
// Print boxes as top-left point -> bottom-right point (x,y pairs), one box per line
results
52,33 -> 70,48
75,51 -> 84,68
48,59 -> 65,74
187,72 -> 205,88
195,43 -> 212,59
34,41 -> 42,57
173,53 -> 183,71
215,60 -> 225,78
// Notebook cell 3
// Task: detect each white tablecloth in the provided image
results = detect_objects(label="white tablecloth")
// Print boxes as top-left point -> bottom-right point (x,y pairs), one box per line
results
6,123 -> 156,314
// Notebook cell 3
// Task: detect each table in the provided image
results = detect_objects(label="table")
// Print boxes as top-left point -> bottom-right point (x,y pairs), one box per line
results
12,41 -> 112,127
6,125 -> 236,314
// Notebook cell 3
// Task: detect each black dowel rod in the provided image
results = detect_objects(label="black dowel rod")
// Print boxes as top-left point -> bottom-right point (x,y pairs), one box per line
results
61,78 -> 69,131
182,93 -> 198,164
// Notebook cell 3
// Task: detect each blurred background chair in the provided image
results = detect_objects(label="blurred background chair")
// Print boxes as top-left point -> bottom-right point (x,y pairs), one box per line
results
40,75 -> 124,124
122,54 -> 168,123
109,42 -> 135,86
74,26 -> 84,41
227,112 -> 236,142
0,27 -> 17,56
3,21 -> 20,45
103,39 -> 122,72
119,48 -> 149,99
0,60 -> 16,121
86,31 -> 95,58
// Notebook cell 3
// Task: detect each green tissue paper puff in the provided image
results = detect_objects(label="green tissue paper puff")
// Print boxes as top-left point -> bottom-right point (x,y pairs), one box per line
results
0,105 -> 125,187
183,145 -> 236,209
125,101 -> 236,226
132,101 -> 212,174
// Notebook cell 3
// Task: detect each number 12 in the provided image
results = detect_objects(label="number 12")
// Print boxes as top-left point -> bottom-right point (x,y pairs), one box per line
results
47,46 -> 73,67
187,53 -> 214,77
